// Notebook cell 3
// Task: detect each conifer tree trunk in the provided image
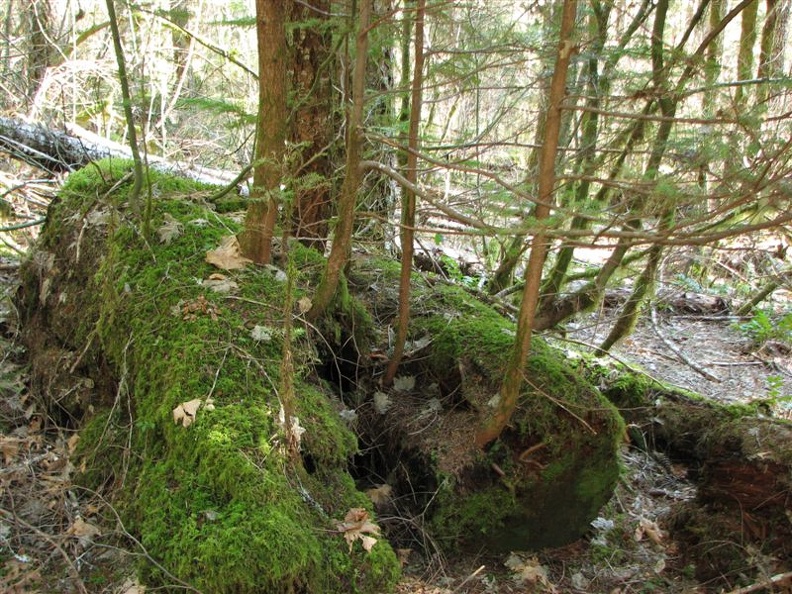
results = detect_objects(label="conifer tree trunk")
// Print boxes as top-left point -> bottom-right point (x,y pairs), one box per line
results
734,0 -> 759,106
240,0 -> 288,265
308,0 -> 371,321
288,0 -> 335,250
476,0 -> 578,448
384,0 -> 425,385
757,0 -> 790,105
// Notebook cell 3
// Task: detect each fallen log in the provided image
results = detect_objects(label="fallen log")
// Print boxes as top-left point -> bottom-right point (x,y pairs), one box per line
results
0,115 -> 241,188
599,369 -> 792,582
16,160 -> 400,593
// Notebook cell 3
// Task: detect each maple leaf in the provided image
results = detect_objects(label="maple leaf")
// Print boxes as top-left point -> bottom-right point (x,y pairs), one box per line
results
157,213 -> 184,245
173,398 -> 202,427
335,508 -> 380,553
205,236 -> 252,270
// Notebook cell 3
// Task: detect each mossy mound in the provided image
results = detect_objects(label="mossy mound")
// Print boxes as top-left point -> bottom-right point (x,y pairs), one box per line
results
350,260 -> 624,552
17,160 -> 400,593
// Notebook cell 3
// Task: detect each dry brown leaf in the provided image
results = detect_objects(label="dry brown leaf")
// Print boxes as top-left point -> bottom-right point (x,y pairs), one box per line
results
0,436 -> 20,464
365,484 -> 393,506
118,577 -> 146,594
202,276 -> 239,294
67,433 -> 80,454
205,236 -> 252,270
172,398 -> 202,428
335,508 -> 380,552
297,296 -> 312,313
157,214 -> 183,245
67,517 -> 101,547
635,517 -> 665,545
505,553 -> 558,592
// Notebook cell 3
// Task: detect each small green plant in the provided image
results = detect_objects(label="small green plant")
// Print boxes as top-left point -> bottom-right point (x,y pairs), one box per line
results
735,308 -> 792,346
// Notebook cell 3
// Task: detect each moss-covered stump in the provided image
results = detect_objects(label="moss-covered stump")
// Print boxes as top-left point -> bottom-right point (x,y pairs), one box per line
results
599,371 -> 792,582
349,262 -> 624,552
16,161 -> 400,593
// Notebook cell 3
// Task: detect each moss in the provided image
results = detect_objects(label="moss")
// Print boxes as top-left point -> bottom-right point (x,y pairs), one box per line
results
348,264 -> 624,552
40,160 -> 399,593
429,478 -> 517,547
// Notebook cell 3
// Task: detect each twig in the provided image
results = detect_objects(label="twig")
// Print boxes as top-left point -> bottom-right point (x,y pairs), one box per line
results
649,305 -> 721,382
723,570 -> 792,594
452,564 -> 485,592
0,508 -> 89,594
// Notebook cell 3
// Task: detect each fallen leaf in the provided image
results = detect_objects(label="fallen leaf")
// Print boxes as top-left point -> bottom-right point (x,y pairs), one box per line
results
335,508 -> 380,553
373,391 -> 390,414
173,399 -> 202,428
118,577 -> 146,594
67,517 -> 101,547
205,236 -> 252,270
365,484 -> 393,506
67,433 -> 80,454
297,296 -> 312,313
157,213 -> 183,245
0,436 -> 20,464
251,325 -> 273,342
505,553 -> 558,592
635,517 -> 665,545
393,375 -> 415,392
202,276 -> 239,294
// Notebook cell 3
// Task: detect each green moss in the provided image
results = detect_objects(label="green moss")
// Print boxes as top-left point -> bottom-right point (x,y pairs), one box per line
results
429,478 -> 517,546
46,160 -> 399,593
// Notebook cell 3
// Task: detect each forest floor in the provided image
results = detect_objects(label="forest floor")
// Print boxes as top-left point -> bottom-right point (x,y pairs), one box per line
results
1,213 -> 791,592
2,256 -> 790,594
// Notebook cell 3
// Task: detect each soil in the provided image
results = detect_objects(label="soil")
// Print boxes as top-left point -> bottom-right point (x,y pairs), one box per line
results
1,192 -> 791,592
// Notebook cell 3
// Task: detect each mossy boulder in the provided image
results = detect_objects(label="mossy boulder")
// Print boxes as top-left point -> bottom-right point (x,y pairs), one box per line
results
17,161 -> 400,593
349,261 -> 624,552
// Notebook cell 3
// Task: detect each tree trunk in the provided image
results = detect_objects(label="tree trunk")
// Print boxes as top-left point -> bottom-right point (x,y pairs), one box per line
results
734,0 -> 759,106
0,115 -> 241,187
308,0 -> 371,321
104,0 -> 143,214
288,0 -> 336,250
239,0 -> 288,265
757,0 -> 790,105
383,0 -> 425,385
26,0 -> 54,105
476,0 -> 578,447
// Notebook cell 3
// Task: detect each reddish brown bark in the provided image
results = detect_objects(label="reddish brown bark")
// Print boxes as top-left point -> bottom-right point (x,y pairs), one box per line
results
383,0 -> 426,385
475,0 -> 578,448
240,0 -> 288,265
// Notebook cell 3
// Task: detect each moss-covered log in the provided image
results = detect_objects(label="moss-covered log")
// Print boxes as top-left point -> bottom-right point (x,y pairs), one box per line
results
347,261 -> 625,552
599,370 -> 792,580
16,161 -> 400,593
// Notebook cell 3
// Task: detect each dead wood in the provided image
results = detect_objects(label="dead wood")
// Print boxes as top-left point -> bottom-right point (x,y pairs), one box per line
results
0,116 -> 239,188
601,372 -> 792,578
